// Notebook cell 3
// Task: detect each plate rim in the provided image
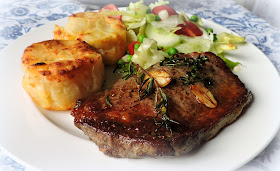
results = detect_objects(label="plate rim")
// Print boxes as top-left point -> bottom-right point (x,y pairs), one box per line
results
0,13 -> 280,171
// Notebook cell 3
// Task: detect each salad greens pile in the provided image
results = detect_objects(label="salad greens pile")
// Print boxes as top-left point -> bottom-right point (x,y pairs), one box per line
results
101,0 -> 245,70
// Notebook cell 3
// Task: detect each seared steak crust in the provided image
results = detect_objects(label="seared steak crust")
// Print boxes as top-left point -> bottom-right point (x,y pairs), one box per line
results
71,52 -> 252,158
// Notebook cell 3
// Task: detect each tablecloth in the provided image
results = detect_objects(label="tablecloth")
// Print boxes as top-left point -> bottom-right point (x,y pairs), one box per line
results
0,0 -> 279,170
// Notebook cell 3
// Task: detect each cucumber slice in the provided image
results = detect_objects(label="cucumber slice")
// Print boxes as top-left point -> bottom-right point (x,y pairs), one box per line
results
145,23 -> 181,50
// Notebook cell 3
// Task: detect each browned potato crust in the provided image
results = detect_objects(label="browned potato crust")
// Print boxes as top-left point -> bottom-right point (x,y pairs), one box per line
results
22,40 -> 104,110
54,12 -> 126,65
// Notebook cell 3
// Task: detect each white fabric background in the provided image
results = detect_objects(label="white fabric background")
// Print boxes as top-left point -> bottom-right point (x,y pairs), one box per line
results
0,0 -> 280,170
235,0 -> 280,28
76,0 -> 280,28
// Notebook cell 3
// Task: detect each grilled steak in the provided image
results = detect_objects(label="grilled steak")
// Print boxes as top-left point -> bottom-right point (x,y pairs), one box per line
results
71,52 -> 252,158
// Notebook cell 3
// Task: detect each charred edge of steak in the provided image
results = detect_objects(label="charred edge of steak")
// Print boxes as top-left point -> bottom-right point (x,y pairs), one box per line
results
74,90 -> 252,158
71,52 -> 253,158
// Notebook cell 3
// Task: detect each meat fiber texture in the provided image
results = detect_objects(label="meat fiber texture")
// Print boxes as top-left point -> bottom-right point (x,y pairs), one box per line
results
72,52 -> 252,158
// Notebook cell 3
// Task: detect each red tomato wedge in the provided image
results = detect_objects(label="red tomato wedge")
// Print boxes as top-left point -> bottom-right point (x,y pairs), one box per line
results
175,21 -> 203,37
99,4 -> 119,12
128,41 -> 141,55
151,5 -> 177,16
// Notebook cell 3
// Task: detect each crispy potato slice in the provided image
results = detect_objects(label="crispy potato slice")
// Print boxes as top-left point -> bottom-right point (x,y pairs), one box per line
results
22,40 -> 104,110
54,12 -> 126,65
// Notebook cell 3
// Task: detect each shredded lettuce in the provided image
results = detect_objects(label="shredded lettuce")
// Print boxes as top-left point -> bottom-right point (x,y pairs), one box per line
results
178,11 -> 203,27
138,22 -> 146,37
126,18 -> 146,29
101,1 -> 149,32
197,25 -> 211,40
145,13 -> 156,23
216,32 -> 245,43
150,15 -> 184,32
128,0 -> 150,18
175,36 -> 211,54
195,16 -> 203,27
124,1 -> 150,33
211,33 -> 244,70
101,10 -> 146,34
178,11 -> 190,22
101,10 -> 142,23
149,0 -> 169,10
145,23 -> 182,50
213,43 -> 237,54
132,38 -> 167,69
213,32 -> 245,56
220,56 -> 240,70
110,0 -> 245,70
126,29 -> 137,46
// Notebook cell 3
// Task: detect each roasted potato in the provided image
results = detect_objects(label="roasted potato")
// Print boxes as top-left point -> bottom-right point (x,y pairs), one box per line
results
22,40 -> 104,110
54,12 -> 126,65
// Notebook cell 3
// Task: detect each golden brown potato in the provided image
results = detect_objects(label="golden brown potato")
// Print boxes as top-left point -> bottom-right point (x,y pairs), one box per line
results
22,40 -> 104,110
54,12 -> 126,65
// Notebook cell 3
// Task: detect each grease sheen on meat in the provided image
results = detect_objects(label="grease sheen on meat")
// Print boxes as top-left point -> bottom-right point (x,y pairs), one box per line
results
71,52 -> 252,158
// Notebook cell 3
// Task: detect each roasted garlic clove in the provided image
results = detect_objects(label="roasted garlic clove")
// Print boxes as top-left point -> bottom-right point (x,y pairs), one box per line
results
145,70 -> 172,88
190,84 -> 217,108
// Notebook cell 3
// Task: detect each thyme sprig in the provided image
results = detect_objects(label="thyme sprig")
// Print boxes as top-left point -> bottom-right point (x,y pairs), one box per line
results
154,88 -> 179,133
113,62 -> 137,80
160,54 -> 209,68
161,54 -> 212,86
114,62 -> 178,133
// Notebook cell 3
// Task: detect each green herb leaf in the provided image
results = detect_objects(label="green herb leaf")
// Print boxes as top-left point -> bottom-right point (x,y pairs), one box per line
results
163,54 -> 210,86
105,94 -> 112,107
114,61 -> 178,134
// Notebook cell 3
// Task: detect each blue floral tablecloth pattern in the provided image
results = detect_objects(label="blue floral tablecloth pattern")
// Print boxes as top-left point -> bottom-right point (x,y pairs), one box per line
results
173,0 -> 280,73
0,0 -> 84,171
0,0 -> 280,170
173,1 -> 280,170
0,0 -> 84,49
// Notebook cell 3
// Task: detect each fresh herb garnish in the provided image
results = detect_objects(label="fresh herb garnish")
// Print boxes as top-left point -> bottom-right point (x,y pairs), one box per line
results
138,77 -> 154,100
154,88 -> 179,133
161,54 -> 208,67
114,62 -> 178,133
179,70 -> 203,85
105,94 -> 113,107
162,54 -> 212,87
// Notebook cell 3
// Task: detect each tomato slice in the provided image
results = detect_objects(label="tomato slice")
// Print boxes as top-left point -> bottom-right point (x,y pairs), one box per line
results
99,4 -> 119,12
151,5 -> 177,16
175,21 -> 203,37
128,41 -> 141,55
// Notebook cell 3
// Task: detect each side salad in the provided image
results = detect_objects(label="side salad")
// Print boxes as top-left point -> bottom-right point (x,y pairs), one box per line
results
99,0 -> 245,70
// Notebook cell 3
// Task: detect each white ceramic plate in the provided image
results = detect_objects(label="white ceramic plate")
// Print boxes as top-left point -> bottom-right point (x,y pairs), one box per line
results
1,15 -> 280,171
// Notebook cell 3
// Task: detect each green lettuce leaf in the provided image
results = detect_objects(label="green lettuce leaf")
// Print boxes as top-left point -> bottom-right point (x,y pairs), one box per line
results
126,29 -> 137,46
216,32 -> 245,43
149,0 -> 170,10
145,23 -> 182,50
175,36 -> 211,54
219,56 -> 240,70
128,0 -> 150,18
132,38 -> 167,69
